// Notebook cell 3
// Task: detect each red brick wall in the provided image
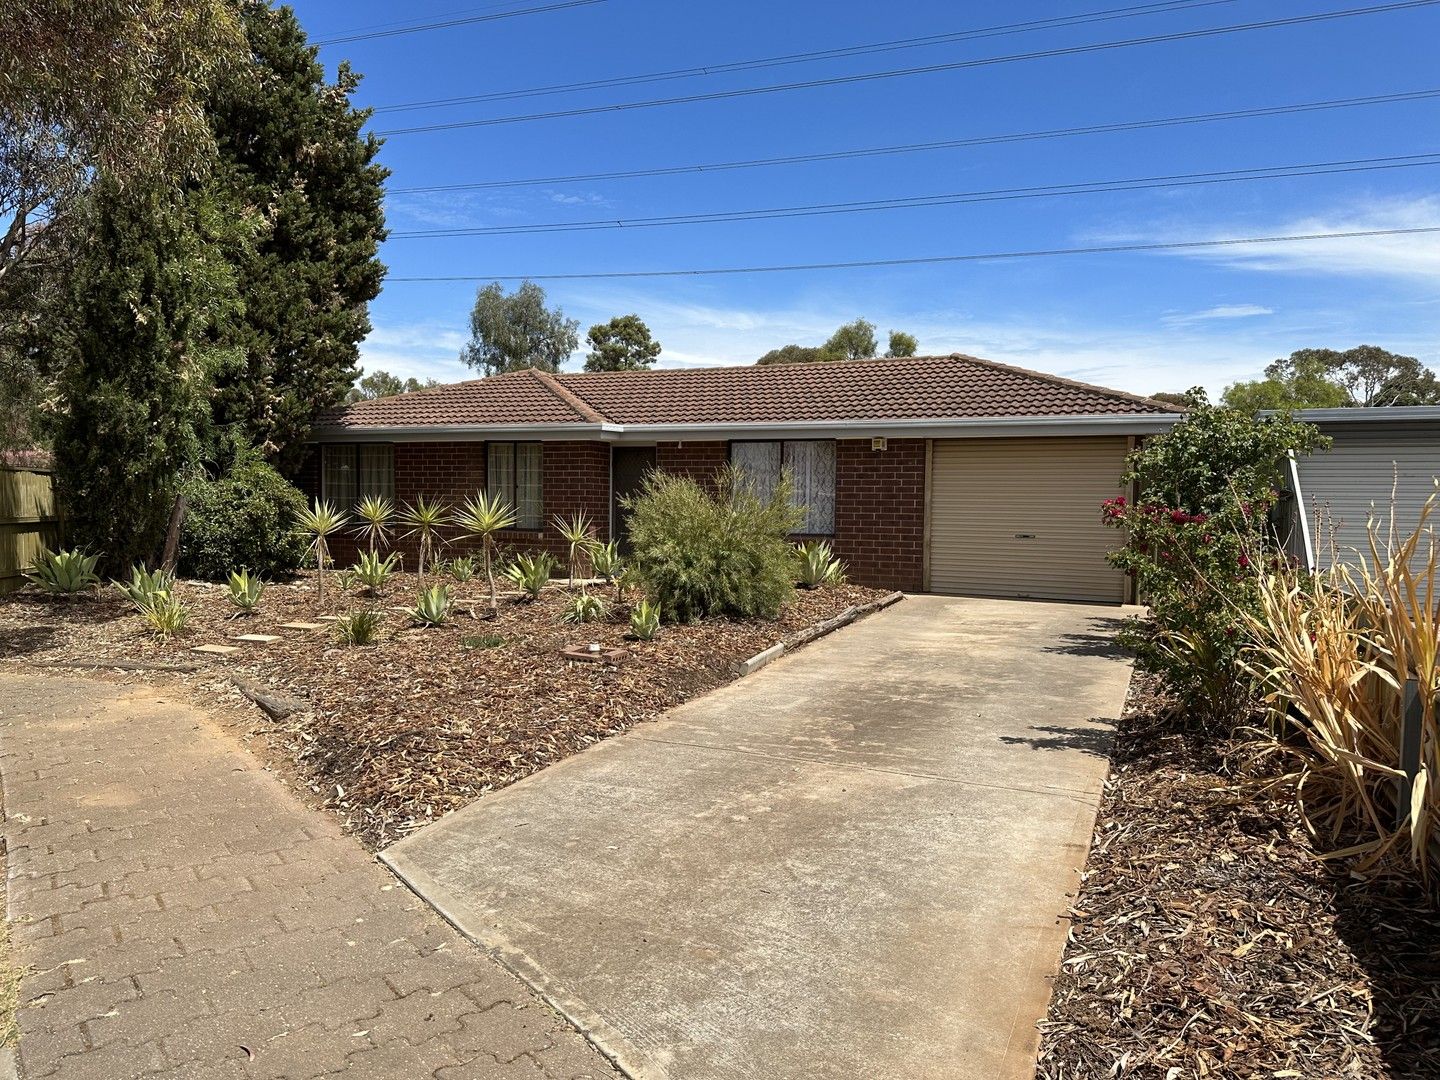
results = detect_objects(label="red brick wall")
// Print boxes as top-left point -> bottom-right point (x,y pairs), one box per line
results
828,438 -> 926,592
304,440 -> 611,569
655,442 -> 728,489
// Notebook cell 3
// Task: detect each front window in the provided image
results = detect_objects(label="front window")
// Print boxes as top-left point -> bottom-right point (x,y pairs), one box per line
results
322,444 -> 393,508
730,440 -> 836,534
487,442 -> 543,529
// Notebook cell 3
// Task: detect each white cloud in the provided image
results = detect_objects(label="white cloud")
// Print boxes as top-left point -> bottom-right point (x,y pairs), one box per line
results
1161,304 -> 1274,326
358,321 -> 472,385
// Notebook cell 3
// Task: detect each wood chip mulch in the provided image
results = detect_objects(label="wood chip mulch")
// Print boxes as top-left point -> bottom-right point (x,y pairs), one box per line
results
1037,671 -> 1440,1080
0,573 -> 888,849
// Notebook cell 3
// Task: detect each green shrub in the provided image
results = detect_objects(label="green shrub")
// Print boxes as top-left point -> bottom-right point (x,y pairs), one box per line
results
25,548 -> 101,594
1102,390 -> 1328,725
796,541 -> 846,588
622,465 -> 803,622
226,569 -> 264,613
502,552 -> 557,600
115,565 -> 174,610
335,608 -> 384,645
180,453 -> 307,581
563,591 -> 608,624
629,599 -> 661,640
140,590 -> 189,639
408,583 -> 453,627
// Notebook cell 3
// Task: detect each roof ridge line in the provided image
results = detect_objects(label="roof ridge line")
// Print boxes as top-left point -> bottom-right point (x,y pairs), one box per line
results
951,353 -> 1174,412
532,369 -> 609,423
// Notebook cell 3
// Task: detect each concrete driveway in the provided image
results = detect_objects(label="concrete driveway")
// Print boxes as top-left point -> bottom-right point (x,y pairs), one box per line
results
383,595 -> 1133,1080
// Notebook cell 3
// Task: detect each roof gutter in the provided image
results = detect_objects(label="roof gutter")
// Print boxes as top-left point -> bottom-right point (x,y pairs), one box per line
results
308,413 -> 1183,443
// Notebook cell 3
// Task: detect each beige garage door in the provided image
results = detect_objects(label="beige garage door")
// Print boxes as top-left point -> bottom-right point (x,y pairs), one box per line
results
929,437 -> 1129,603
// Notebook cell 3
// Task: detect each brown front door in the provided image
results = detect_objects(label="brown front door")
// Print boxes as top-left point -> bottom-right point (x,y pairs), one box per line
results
611,446 -> 656,550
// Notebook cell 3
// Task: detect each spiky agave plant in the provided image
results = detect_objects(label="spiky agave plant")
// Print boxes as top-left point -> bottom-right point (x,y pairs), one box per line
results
400,495 -> 450,580
562,591 -> 608,624
353,550 -> 400,596
226,569 -> 264,614
140,590 -> 189,639
589,539 -> 623,583
502,552 -> 557,601
446,555 -> 477,583
629,599 -> 661,640
796,541 -> 847,588
115,565 -> 174,610
295,500 -> 350,602
353,495 -> 394,554
454,491 -> 516,618
552,512 -> 595,590
408,583 -> 453,627
25,548 -> 101,595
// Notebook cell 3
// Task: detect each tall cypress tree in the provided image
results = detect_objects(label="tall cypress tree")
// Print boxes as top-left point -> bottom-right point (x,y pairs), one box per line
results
207,2 -> 388,471
52,182 -> 245,570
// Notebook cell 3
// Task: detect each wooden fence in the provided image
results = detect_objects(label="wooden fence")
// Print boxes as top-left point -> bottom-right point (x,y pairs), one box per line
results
0,462 -> 59,594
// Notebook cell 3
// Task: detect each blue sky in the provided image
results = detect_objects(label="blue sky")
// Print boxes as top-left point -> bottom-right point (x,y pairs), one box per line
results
293,0 -> 1440,397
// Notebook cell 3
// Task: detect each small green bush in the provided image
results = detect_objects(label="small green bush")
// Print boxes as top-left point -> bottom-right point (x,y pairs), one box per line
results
180,453 -> 307,581
462,633 -> 506,649
140,590 -> 189,639
26,548 -> 101,594
563,591 -> 608,624
629,599 -> 661,640
336,608 -> 384,645
226,568 -> 264,613
622,465 -> 803,622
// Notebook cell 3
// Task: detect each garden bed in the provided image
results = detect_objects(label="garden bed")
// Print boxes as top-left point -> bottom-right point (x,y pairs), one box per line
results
1037,672 -> 1440,1079
0,573 -> 890,847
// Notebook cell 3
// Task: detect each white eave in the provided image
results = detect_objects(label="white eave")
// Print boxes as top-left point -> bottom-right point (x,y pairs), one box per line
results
307,412 -> 1183,443
1289,405 -> 1440,424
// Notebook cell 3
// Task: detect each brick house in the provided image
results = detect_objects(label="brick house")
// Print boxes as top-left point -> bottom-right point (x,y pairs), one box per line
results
301,354 -> 1179,602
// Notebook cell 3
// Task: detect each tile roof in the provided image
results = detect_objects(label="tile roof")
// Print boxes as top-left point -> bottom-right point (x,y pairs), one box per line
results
316,354 -> 1174,431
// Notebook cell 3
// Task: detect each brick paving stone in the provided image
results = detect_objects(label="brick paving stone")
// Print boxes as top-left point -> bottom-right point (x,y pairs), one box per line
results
0,673 -> 614,1080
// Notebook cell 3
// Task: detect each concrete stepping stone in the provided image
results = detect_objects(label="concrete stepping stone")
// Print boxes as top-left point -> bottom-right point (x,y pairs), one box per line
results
277,622 -> 325,631
234,634 -> 282,644
192,644 -> 239,656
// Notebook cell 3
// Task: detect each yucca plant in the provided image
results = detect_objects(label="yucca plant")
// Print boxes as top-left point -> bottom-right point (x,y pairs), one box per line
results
563,591 -> 608,624
25,548 -> 101,595
502,551 -> 557,601
115,565 -> 174,610
408,583 -> 453,627
140,590 -> 189,639
454,491 -> 517,618
353,550 -> 400,596
552,512 -> 595,590
446,555 -> 477,583
400,495 -> 450,579
629,599 -> 661,641
295,499 -> 349,601
589,539 -> 623,583
796,540 -> 847,589
335,608 -> 385,645
226,569 -> 264,614
353,495 -> 395,554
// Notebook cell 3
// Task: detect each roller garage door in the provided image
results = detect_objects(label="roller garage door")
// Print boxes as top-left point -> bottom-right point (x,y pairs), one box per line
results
928,436 -> 1129,603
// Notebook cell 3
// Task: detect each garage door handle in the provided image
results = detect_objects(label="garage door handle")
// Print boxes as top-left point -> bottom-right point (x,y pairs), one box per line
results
1014,533 -> 1037,539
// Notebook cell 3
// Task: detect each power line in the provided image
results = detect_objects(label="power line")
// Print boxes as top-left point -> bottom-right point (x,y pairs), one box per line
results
388,153 -> 1440,238
375,1 -> 1440,135
313,0 -> 606,47
373,0 -> 1241,115
388,90 -> 1440,194
385,227 -> 1440,281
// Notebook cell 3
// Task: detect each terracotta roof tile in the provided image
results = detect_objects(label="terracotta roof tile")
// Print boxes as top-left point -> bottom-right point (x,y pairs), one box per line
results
315,354 -> 1174,431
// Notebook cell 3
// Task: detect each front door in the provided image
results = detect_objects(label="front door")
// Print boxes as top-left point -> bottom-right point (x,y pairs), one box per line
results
611,446 -> 656,550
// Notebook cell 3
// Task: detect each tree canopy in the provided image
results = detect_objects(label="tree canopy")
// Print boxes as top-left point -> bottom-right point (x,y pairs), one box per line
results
585,314 -> 661,372
1221,346 -> 1439,413
755,319 -> 920,365
460,281 -> 579,377
346,370 -> 439,402
205,1 -> 388,469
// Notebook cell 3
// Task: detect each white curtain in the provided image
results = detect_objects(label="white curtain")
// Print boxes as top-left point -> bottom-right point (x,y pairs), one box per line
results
515,443 -> 543,528
487,442 -> 514,506
322,446 -> 358,508
358,445 -> 394,501
785,440 -> 836,533
732,441 -> 783,503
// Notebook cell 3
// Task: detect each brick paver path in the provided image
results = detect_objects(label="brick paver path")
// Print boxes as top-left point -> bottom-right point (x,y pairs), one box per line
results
0,673 -> 613,1080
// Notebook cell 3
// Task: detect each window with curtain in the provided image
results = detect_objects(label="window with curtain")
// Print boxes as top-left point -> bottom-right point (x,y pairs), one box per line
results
730,440 -> 836,534
321,445 -> 394,508
487,442 -> 543,529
